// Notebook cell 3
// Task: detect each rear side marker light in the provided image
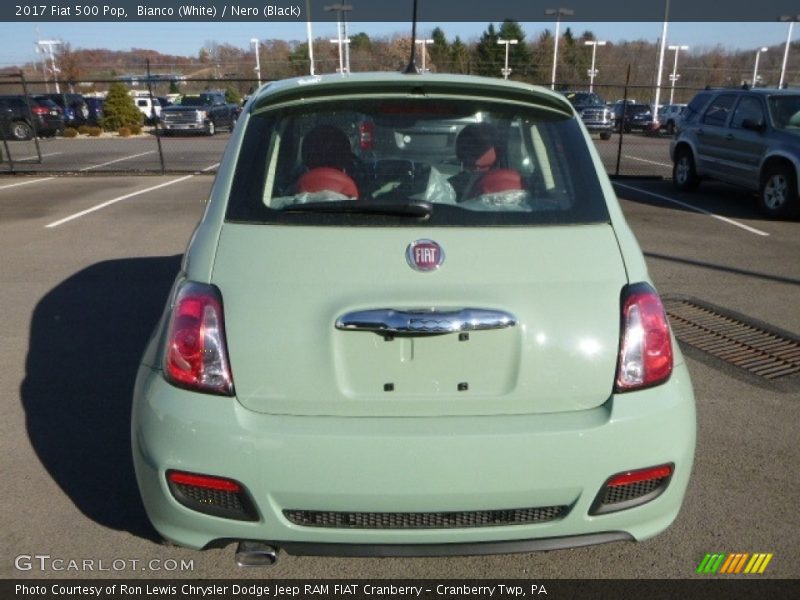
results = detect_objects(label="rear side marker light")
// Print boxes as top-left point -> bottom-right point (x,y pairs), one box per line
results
615,282 -> 673,392
167,470 -> 258,521
163,281 -> 234,396
590,464 -> 674,515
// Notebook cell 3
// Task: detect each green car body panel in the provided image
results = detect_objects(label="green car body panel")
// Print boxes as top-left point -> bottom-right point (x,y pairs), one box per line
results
132,72 -> 696,554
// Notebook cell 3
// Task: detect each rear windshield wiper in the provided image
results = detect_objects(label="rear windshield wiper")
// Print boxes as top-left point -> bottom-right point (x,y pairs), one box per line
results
281,200 -> 432,219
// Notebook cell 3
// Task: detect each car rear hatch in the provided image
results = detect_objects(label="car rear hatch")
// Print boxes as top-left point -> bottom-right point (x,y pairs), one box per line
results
211,223 -> 628,417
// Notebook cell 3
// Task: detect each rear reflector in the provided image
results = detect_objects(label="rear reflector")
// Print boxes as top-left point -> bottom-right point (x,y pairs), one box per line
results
607,465 -> 673,487
590,464 -> 674,515
167,470 -> 257,521
168,471 -> 241,493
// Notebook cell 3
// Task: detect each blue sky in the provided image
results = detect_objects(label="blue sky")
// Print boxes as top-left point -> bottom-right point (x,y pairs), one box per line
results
1,21 -> 796,67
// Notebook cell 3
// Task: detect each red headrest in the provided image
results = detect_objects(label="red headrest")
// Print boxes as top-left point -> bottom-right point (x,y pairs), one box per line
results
469,168 -> 522,197
296,167 -> 359,198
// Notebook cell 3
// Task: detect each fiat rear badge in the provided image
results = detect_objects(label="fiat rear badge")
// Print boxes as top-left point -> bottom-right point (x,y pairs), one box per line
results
406,239 -> 444,272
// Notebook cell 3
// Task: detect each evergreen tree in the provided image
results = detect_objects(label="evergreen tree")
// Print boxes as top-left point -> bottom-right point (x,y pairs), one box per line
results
101,82 -> 142,131
450,36 -> 470,74
429,27 -> 450,72
474,24 -> 501,76
224,85 -> 242,105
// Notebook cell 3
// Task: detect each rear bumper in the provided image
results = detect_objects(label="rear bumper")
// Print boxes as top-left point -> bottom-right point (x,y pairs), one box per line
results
132,364 -> 696,552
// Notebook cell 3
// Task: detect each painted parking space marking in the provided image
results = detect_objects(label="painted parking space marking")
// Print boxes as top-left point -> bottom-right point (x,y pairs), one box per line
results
79,150 -> 156,172
622,155 -> 672,168
45,175 -> 194,228
12,151 -> 63,162
613,182 -> 770,237
45,161 -> 219,228
0,177 -> 55,191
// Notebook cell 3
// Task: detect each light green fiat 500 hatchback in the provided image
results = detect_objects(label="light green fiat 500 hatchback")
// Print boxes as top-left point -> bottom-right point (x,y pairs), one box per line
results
132,72 -> 696,565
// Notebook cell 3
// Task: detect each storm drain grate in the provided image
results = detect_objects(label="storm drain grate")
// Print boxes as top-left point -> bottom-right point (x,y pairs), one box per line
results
664,299 -> 800,381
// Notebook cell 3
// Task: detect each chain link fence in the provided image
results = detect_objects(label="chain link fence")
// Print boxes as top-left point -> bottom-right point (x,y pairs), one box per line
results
1,72 -> 704,179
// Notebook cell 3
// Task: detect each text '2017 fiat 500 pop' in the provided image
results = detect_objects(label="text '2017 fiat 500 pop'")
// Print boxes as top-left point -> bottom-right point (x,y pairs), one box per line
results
132,71 -> 696,566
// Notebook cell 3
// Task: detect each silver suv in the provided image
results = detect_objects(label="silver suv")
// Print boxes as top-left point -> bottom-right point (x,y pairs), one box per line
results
670,88 -> 800,219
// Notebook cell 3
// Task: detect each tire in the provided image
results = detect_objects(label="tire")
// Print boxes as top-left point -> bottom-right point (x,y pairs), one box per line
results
759,165 -> 800,219
623,122 -> 632,134
666,120 -> 676,135
673,148 -> 700,191
11,120 -> 33,141
599,131 -> 612,141
205,120 -> 215,136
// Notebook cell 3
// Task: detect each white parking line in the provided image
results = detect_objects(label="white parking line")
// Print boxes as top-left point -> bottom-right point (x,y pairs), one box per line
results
45,161 -> 220,228
45,175 -> 194,228
614,183 -> 770,237
79,150 -> 156,172
0,177 -> 55,191
13,151 -> 63,162
622,155 -> 672,168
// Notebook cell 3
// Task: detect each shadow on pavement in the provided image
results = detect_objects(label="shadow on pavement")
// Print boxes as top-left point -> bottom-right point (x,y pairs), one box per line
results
20,255 -> 182,541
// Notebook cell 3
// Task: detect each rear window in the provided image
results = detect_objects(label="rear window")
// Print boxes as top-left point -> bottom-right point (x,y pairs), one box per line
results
227,97 -> 609,226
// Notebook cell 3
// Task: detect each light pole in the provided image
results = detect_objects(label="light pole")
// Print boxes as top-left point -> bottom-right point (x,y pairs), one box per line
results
545,7 -> 574,90
753,47 -> 768,87
415,39 -> 434,73
250,38 -> 261,87
497,38 -> 518,80
668,44 -> 688,104
305,0 -> 315,75
325,3 -> 352,74
653,0 -> 671,122
584,40 -> 606,92
37,39 -> 62,93
329,38 -> 351,74
778,15 -> 798,89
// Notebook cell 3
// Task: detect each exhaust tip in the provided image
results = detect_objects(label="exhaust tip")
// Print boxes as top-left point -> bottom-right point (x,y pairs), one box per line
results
235,541 -> 278,567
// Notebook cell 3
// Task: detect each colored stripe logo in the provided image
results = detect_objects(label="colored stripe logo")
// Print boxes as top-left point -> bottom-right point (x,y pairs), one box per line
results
696,553 -> 773,574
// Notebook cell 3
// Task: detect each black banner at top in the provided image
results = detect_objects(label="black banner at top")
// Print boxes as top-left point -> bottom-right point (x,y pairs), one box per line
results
2,0 -> 800,22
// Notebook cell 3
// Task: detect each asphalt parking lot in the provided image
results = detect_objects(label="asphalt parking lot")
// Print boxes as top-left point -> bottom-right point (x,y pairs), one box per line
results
1,170 -> 798,580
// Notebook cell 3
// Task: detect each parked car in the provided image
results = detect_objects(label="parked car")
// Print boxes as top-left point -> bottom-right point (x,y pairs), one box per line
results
0,94 -> 64,140
612,103 -> 654,133
33,93 -> 89,128
159,91 -> 237,135
657,103 -> 687,135
132,72 -> 696,564
671,87 -> 800,219
131,93 -> 161,125
84,97 -> 104,126
562,91 -> 613,140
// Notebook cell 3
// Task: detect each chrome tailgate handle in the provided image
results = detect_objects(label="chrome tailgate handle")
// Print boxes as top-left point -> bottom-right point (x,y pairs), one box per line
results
336,308 -> 517,334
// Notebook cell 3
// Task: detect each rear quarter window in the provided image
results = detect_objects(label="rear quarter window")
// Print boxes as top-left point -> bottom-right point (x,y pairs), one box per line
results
227,97 -> 610,227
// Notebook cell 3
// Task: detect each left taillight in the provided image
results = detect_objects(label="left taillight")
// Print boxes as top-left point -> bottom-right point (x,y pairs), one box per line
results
615,282 -> 673,392
163,281 -> 234,396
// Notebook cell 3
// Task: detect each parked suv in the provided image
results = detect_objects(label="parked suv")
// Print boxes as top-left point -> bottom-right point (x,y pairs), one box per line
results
657,103 -> 686,135
562,91 -> 613,140
0,94 -> 65,140
33,93 -> 89,128
612,103 -> 653,133
670,88 -> 800,219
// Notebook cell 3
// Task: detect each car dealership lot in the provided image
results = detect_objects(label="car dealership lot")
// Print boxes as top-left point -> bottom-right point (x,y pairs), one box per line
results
1,174 -> 798,579
2,131 -> 672,178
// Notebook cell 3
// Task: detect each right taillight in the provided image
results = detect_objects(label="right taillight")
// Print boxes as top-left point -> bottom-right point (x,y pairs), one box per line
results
358,119 -> 374,150
163,281 -> 234,396
615,282 -> 673,392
